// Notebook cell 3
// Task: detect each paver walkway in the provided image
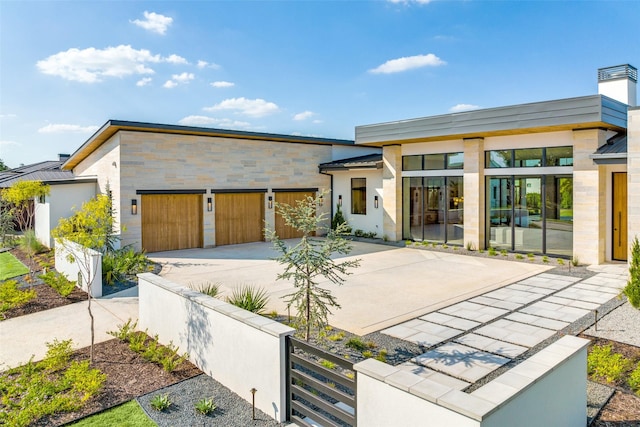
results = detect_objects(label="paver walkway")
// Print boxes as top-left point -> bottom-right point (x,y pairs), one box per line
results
383,267 -> 628,387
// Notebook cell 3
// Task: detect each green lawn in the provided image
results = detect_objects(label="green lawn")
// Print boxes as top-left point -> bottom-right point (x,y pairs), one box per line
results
0,252 -> 29,280
69,401 -> 156,427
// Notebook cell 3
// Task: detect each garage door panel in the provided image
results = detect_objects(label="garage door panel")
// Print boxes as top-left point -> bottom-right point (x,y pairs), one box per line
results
275,191 -> 314,239
215,193 -> 264,246
141,194 -> 203,253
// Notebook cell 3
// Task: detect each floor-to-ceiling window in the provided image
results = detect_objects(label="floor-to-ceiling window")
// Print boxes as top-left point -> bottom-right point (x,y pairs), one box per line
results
402,152 -> 464,244
485,146 -> 573,256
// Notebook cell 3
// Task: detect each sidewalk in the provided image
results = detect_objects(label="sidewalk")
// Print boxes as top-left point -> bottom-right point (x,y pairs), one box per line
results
0,290 -> 139,369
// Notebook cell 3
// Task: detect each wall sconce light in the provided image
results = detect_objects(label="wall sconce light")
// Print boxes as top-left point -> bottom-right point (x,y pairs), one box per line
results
131,199 -> 137,215
338,195 -> 342,206
374,195 -> 379,209
207,197 -> 213,212
268,196 -> 273,209
318,195 -> 323,207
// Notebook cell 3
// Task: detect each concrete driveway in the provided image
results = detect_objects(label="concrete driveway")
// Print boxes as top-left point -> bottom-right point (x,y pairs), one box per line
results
150,241 -> 551,335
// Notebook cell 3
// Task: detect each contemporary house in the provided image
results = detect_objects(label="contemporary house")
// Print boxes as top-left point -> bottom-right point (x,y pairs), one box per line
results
324,64 -> 638,264
0,155 -> 96,246
58,121 -> 379,253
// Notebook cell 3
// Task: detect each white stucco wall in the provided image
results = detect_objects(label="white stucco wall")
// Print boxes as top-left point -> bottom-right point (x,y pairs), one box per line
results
35,182 -> 97,248
629,108 -> 640,259
138,273 -> 294,423
330,169 -> 383,237
54,239 -> 102,297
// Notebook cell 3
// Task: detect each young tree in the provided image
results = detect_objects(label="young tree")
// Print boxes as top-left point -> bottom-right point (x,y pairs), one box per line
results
1,180 -> 50,232
267,192 -> 360,341
52,194 -> 113,363
624,236 -> 640,309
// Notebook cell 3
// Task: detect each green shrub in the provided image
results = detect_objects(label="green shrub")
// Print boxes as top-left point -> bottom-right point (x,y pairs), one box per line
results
557,258 -> 565,265
587,344 -> 632,383
500,249 -> 507,256
375,349 -> 388,363
128,331 -> 147,353
226,284 -> 269,314
63,360 -> 107,402
488,247 -> 497,256
346,337 -> 367,352
320,359 -> 336,369
102,247 -> 150,285
362,350 -> 373,358
328,332 -> 345,342
628,363 -> 640,395
354,229 -> 364,237
515,254 -> 524,260
150,393 -> 171,411
0,279 -> 36,315
108,318 -> 138,341
19,230 -> 47,256
38,339 -> 73,372
195,397 -> 216,415
197,282 -> 221,298
331,205 -> 347,231
542,256 -> 549,263
624,237 -> 640,308
38,271 -> 76,297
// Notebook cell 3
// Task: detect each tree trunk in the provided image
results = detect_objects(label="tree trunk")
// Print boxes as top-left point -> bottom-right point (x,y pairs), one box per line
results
88,292 -> 94,363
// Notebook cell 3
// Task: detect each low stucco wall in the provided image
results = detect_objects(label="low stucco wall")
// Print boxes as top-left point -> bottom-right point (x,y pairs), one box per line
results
54,239 -> 102,297
137,273 -> 295,423
354,336 -> 588,427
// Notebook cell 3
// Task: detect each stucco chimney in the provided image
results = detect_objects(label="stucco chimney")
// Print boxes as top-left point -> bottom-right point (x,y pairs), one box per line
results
598,64 -> 637,107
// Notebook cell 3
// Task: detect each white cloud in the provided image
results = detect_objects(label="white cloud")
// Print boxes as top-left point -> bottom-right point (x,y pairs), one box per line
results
211,81 -> 235,88
165,54 -> 188,64
0,140 -> 19,147
312,119 -> 323,124
163,72 -> 194,88
204,97 -> 280,118
136,77 -> 152,86
369,53 -> 445,74
197,60 -> 221,70
36,45 -> 166,83
0,114 -> 17,119
293,111 -> 315,121
131,11 -> 173,35
178,115 -> 251,128
449,103 -> 480,112
38,124 -> 99,134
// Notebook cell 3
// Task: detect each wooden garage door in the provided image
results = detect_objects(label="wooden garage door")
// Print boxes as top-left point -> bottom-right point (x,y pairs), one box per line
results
275,191 -> 314,239
215,193 -> 265,246
141,194 -> 203,253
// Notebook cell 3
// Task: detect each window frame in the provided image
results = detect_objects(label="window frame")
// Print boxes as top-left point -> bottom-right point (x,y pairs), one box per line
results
351,177 -> 367,215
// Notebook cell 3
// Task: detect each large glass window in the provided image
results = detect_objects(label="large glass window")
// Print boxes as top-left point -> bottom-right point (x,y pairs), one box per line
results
351,178 -> 367,215
546,147 -> 573,166
403,155 -> 423,171
403,176 -> 464,244
424,154 -> 445,170
447,152 -> 464,169
486,175 -> 572,256
514,148 -> 542,167
486,150 -> 512,168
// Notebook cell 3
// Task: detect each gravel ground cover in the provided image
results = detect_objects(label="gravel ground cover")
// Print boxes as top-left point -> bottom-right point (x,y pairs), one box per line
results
138,374 -> 286,426
585,302 -> 640,347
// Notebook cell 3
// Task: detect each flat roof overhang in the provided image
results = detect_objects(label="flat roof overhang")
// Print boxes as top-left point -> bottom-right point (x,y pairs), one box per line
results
63,120 -> 355,170
355,95 -> 628,146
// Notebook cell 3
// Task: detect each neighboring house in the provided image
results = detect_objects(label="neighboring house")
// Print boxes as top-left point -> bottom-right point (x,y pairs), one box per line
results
332,64 -> 638,265
0,155 -> 96,246
61,121 -> 379,253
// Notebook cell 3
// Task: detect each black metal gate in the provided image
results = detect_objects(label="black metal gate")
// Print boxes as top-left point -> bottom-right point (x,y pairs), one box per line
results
286,336 -> 357,427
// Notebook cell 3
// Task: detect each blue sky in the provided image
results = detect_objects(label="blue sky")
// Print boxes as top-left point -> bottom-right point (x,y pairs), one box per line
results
1,1 -> 638,168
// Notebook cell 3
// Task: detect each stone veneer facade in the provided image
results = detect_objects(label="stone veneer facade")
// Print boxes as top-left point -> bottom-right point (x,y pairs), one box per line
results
73,130 -> 338,250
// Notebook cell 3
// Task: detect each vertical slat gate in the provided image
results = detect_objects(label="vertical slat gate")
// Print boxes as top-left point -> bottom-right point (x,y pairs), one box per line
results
286,336 -> 357,427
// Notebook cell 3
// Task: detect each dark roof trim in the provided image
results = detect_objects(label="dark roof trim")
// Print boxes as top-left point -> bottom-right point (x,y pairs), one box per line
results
210,188 -> 268,194
136,189 -> 207,195
64,120 -> 355,170
272,188 -> 318,193
319,153 -> 383,172
47,178 -> 97,186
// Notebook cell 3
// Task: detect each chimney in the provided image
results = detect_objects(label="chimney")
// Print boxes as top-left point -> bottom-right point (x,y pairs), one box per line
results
58,153 -> 70,162
598,64 -> 637,107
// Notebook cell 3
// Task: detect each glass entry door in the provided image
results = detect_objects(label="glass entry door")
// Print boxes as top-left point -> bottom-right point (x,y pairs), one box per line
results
514,177 -> 542,253
488,177 -> 512,250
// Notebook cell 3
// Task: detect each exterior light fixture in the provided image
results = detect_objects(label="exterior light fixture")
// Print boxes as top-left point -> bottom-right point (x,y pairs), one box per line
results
131,199 -> 137,215
268,196 -> 273,209
318,195 -> 323,207
338,195 -> 342,206
207,197 -> 213,212
374,195 -> 379,209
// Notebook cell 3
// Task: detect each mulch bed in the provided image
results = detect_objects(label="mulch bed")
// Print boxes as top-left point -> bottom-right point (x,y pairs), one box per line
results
32,338 -> 202,426
581,334 -> 640,425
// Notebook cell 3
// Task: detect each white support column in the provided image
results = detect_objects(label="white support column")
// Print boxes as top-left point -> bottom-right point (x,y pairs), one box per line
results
463,138 -> 485,250
628,108 -> 640,261
573,129 -> 607,265
382,145 -> 402,241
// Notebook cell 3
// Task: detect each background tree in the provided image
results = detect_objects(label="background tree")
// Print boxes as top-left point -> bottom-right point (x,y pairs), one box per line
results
52,194 -> 113,363
0,158 -> 8,171
0,199 -> 15,246
1,180 -> 50,232
267,192 -> 360,341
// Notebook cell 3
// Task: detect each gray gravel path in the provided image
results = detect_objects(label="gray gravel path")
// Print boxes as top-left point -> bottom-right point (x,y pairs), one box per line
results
137,374 -> 286,427
584,301 -> 640,347
587,381 -> 615,425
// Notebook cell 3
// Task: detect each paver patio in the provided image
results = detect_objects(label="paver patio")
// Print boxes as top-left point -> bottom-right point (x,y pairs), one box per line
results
383,267 -> 629,391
